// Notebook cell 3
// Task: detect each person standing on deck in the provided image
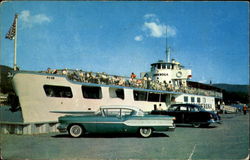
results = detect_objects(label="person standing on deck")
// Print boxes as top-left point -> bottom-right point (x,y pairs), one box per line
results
131,72 -> 136,79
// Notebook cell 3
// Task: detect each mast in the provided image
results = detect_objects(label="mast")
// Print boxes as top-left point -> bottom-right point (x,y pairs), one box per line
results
165,27 -> 171,63
14,14 -> 18,71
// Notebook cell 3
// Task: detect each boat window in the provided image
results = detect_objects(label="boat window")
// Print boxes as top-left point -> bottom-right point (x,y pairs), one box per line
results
109,88 -> 124,99
202,98 -> 206,103
157,64 -> 161,69
162,64 -> 166,69
43,85 -> 73,98
197,97 -> 201,103
133,90 -> 147,101
184,96 -> 188,102
167,64 -> 171,69
160,94 -> 167,102
82,86 -> 102,99
191,97 -> 195,103
148,92 -> 160,102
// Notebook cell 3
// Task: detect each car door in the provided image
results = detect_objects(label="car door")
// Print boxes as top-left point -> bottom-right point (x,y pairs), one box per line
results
167,105 -> 184,123
179,105 -> 188,123
95,108 -> 124,133
186,106 -> 200,123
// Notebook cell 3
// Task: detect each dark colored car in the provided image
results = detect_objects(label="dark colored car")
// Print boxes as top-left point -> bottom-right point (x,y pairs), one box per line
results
151,104 -> 220,128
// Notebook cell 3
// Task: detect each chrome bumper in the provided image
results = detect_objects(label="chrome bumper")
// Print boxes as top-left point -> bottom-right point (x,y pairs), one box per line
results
168,126 -> 175,131
208,119 -> 221,124
57,124 -> 68,133
168,124 -> 176,131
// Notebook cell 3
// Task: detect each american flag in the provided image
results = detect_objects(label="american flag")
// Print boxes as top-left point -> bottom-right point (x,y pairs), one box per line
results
5,14 -> 18,40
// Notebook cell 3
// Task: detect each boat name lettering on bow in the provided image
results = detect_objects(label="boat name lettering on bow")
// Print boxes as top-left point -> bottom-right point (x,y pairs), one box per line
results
46,76 -> 55,80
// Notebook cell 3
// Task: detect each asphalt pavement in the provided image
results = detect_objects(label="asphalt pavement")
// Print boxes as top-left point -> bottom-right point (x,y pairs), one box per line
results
1,113 -> 249,160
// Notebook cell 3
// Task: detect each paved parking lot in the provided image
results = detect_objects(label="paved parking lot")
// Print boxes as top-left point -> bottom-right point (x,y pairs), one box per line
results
1,113 -> 249,160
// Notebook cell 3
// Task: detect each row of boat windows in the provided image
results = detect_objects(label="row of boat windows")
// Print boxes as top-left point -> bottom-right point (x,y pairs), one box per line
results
184,96 -> 206,103
43,85 -> 168,102
151,63 -> 180,70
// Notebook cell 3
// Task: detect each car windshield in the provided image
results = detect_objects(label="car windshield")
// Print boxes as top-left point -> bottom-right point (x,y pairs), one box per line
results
168,105 -> 179,111
136,109 -> 144,116
194,105 -> 206,111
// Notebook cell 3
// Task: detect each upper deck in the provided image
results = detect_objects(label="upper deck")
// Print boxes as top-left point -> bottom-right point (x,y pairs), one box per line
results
29,68 -> 222,98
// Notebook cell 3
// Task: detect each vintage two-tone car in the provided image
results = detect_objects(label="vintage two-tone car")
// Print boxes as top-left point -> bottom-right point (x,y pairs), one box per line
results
57,105 -> 176,138
151,103 -> 220,128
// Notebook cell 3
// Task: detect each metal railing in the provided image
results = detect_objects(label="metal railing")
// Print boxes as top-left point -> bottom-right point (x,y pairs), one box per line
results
41,69 -> 223,98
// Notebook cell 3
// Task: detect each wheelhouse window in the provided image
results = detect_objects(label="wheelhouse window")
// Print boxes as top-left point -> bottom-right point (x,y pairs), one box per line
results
148,92 -> 160,102
109,88 -> 124,99
184,96 -> 188,102
82,86 -> 102,99
134,90 -> 147,101
43,85 -> 73,98
157,64 -> 161,69
162,64 -> 166,69
167,64 -> 171,69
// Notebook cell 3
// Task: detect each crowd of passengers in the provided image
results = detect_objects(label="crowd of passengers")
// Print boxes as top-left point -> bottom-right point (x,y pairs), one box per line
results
44,68 -> 221,97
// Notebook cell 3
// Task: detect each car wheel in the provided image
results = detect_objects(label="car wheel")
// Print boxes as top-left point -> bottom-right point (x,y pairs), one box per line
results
139,128 -> 152,138
69,124 -> 83,138
192,123 -> 201,128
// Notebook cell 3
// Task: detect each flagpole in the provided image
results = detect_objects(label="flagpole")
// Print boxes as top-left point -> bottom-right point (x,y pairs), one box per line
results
13,14 -> 18,71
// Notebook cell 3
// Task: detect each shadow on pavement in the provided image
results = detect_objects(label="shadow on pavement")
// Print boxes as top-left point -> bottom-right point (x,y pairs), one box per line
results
52,132 -> 169,138
176,124 -> 218,129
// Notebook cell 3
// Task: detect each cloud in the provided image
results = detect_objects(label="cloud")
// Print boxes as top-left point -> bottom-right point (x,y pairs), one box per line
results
143,22 -> 166,38
134,35 -> 143,41
135,13 -> 177,41
144,13 -> 160,23
20,10 -> 51,28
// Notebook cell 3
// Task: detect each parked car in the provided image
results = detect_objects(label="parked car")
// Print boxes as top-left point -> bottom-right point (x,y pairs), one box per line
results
151,104 -> 220,128
57,105 -> 176,138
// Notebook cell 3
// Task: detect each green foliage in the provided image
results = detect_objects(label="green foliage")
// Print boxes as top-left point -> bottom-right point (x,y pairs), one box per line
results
0,65 -> 14,94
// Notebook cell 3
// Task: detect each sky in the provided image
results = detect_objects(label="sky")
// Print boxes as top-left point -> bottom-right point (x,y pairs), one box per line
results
1,1 -> 249,85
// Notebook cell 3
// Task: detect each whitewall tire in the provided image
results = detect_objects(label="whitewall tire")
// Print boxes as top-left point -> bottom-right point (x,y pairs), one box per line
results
139,128 -> 152,138
69,124 -> 83,138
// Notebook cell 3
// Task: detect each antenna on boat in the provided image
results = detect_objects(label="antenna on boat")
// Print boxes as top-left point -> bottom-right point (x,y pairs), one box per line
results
165,26 -> 171,63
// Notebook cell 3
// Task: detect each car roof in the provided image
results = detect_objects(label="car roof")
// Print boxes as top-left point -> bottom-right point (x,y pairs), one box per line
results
100,105 -> 141,111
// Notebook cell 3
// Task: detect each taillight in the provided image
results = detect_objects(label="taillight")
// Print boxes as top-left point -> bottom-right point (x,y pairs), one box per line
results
172,117 -> 176,121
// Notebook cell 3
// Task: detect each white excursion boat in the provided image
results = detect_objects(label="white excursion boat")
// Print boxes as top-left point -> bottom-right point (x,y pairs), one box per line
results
1,55 -> 223,134
8,47 -> 222,124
